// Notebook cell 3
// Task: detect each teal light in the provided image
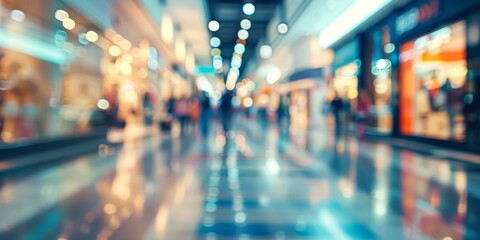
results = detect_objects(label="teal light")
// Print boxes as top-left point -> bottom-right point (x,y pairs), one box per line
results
0,28 -> 68,64
196,66 -> 216,75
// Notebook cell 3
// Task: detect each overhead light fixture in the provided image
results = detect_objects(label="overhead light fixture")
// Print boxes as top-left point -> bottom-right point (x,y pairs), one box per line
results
108,45 -> 121,57
86,31 -> 99,42
10,10 -> 26,22
266,67 -> 281,84
234,43 -> 246,55
55,10 -> 69,21
277,23 -> 289,34
210,37 -> 221,48
243,3 -> 255,16
210,48 -> 221,56
208,20 -> 220,32
78,33 -> 89,45
260,45 -> 272,59
238,29 -> 249,40
240,19 -> 251,30
62,18 -> 76,30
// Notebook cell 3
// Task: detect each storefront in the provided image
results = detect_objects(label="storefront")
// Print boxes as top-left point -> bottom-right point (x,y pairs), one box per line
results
390,0 -> 480,148
328,38 -> 362,130
0,0 -> 105,143
363,24 -> 394,134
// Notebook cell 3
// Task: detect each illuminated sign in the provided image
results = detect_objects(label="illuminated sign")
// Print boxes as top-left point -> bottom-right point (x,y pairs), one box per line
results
395,0 -> 440,36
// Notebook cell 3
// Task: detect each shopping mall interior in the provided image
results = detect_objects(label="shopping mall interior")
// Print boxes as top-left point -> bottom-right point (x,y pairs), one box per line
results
1,0 -> 480,239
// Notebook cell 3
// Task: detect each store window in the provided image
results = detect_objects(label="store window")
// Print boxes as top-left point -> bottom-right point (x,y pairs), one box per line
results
400,21 -> 467,141
0,0 -> 105,144
365,26 -> 393,133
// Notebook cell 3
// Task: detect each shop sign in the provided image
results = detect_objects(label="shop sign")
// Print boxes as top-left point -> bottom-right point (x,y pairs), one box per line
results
395,0 -> 440,36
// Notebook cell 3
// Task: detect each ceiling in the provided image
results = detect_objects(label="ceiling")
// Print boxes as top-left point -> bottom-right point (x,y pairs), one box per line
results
166,0 -> 211,65
206,0 -> 282,74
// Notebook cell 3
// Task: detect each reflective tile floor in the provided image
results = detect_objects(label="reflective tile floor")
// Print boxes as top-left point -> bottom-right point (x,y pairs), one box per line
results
0,118 -> 479,240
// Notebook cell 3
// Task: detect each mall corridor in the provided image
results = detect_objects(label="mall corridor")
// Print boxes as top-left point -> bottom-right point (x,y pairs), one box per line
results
0,118 -> 479,240
2,0 -> 480,239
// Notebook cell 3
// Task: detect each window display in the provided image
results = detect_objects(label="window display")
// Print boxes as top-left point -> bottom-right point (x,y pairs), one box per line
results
400,21 -> 467,141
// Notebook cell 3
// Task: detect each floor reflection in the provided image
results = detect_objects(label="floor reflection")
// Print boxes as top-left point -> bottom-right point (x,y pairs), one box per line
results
0,118 -> 479,240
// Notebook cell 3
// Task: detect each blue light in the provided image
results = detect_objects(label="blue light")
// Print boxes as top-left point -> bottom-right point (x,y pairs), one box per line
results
0,29 -> 68,64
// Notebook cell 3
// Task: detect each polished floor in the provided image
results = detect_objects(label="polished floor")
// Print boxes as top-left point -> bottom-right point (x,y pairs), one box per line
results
0,117 -> 479,240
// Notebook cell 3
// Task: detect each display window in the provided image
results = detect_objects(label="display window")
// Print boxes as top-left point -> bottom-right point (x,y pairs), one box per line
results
333,62 -> 360,101
364,26 -> 393,133
399,21 -> 467,141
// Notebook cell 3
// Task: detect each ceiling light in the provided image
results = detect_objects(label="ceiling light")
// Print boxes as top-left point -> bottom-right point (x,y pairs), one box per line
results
78,33 -> 89,45
210,37 -> 221,48
260,45 -> 273,59
240,19 -> 251,30
213,59 -> 223,69
10,10 -> 25,22
234,43 -> 246,55
109,45 -> 121,57
384,43 -> 395,53
213,55 -> 222,61
62,18 -> 76,30
277,23 -> 289,34
266,67 -> 281,84
208,20 -> 220,32
238,30 -> 249,40
86,31 -> 99,42
243,3 -> 255,15
211,48 -> 221,56
55,10 -> 69,21
231,55 -> 242,68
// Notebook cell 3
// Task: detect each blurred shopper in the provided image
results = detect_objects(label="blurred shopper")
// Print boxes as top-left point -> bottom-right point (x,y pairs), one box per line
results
0,90 -> 4,143
90,107 -> 108,129
357,90 -> 371,138
174,96 -> 190,135
143,92 -> 154,125
330,93 -> 344,135
189,96 -> 201,130
220,91 -> 234,133
200,91 -> 212,137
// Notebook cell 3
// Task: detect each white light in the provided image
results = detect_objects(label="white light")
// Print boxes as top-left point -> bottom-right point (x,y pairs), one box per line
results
277,23 -> 289,34
213,55 -> 222,61
86,31 -> 99,42
376,59 -> 387,69
266,67 -> 281,84
62,18 -> 76,30
266,158 -> 280,175
243,3 -> 255,15
238,30 -> 249,40
210,37 -> 221,48
213,60 -> 223,69
197,76 -> 214,94
10,10 -> 26,22
260,45 -> 272,59
234,212 -> 247,223
319,0 -> 393,49
109,45 -> 121,56
208,20 -> 220,32
243,97 -> 253,108
234,44 -> 246,55
384,43 -> 395,53
231,57 -> 242,68
240,19 -> 251,30
55,10 -> 69,21
97,99 -> 110,110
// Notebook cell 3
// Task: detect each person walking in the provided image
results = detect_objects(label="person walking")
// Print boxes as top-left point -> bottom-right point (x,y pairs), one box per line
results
199,92 -> 212,137
330,93 -> 344,136
219,91 -> 234,133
